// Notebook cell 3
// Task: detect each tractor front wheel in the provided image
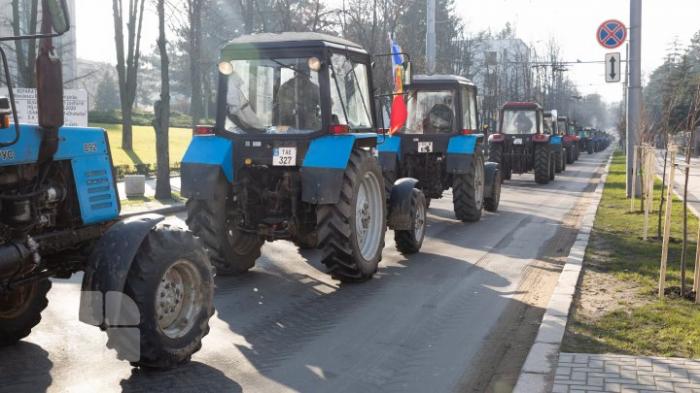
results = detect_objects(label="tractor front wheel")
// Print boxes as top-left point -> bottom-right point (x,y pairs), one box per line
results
106,225 -> 214,369
186,199 -> 263,276
484,169 -> 501,212
317,148 -> 386,283
395,189 -> 427,255
453,153 -> 485,222
0,279 -> 50,346
554,147 -> 563,173
534,144 -> 550,184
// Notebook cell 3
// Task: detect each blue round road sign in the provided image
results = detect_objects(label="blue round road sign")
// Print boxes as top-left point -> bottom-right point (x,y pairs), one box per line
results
597,19 -> 627,49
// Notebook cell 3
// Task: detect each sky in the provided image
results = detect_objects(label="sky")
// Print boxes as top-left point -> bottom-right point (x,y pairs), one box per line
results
75,0 -> 700,104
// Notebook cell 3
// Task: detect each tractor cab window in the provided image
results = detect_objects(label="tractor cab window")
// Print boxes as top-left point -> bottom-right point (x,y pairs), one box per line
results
405,90 -> 455,134
329,54 -> 372,129
224,57 -> 321,134
558,120 -> 569,134
502,109 -> 537,134
461,88 -> 477,131
543,116 -> 554,134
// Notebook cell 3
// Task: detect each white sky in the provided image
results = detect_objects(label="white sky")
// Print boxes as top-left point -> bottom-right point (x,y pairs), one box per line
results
75,0 -> 700,104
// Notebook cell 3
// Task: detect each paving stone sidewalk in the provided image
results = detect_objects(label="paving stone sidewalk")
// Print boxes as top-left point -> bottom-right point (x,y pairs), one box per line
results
553,353 -> 700,393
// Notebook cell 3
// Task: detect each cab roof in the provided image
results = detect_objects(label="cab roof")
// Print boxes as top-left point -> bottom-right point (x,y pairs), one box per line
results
502,101 -> 542,110
411,74 -> 476,88
222,32 -> 366,53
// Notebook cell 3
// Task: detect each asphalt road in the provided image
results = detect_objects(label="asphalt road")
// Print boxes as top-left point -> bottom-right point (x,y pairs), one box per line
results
0,150 -> 611,393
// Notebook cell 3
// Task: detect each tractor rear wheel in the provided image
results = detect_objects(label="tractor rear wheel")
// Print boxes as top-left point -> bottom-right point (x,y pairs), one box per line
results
186,199 -> 263,276
587,142 -> 594,154
0,279 -> 50,346
534,144 -> 550,184
562,148 -> 567,171
106,225 -> 214,369
554,147 -> 563,173
453,152 -> 485,222
566,145 -> 575,164
395,189 -> 427,255
484,169 -> 501,212
317,148 -> 386,283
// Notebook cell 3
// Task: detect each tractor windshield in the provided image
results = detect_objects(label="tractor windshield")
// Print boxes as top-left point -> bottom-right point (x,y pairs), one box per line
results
404,90 -> 455,134
543,116 -> 554,134
328,53 -> 372,129
501,109 -> 537,134
558,120 -> 569,134
224,57 -> 321,134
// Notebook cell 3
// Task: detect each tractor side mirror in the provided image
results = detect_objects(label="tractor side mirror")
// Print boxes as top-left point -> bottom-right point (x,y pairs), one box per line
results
36,49 -> 64,129
403,61 -> 413,86
46,0 -> 71,35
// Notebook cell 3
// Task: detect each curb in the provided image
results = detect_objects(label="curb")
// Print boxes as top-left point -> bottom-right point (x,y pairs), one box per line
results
512,150 -> 615,393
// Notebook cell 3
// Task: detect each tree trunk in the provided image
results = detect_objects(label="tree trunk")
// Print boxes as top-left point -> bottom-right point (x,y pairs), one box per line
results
154,0 -> 171,200
112,0 -> 145,150
188,0 -> 203,128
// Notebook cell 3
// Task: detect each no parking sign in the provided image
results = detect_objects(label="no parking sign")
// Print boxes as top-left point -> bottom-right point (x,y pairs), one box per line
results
596,19 -> 627,49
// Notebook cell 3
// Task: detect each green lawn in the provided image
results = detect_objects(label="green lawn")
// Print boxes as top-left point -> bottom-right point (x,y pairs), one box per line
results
92,123 -> 192,169
562,151 -> 700,357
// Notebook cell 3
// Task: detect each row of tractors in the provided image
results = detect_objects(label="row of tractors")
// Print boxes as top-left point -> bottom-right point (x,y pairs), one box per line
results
0,14 -> 605,374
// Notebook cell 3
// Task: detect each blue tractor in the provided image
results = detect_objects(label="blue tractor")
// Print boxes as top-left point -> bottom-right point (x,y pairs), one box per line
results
377,75 -> 501,222
543,110 -> 566,174
181,33 -> 425,282
0,1 -> 214,369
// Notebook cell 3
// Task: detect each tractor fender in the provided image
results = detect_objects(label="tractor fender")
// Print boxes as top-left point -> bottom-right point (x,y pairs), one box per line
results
484,161 -> 500,198
387,177 -> 419,231
549,135 -> 563,145
79,213 -> 165,329
377,134 -> 401,173
181,135 -> 233,200
446,134 -> 481,174
301,133 -> 377,205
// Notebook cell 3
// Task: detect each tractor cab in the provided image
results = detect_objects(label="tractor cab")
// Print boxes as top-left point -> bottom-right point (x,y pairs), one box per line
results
559,116 -> 580,163
402,74 -> 478,136
543,110 -> 558,135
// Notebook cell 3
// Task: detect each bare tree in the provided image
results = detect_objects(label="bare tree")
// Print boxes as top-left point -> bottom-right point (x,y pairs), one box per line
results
153,0 -> 171,199
112,0 -> 147,150
184,0 -> 205,127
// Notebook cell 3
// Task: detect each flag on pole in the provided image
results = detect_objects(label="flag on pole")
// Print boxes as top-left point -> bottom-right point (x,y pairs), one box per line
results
389,35 -> 407,135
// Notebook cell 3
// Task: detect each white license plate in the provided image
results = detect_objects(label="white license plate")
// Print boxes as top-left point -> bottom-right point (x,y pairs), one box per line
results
273,146 -> 297,166
417,141 -> 433,153
513,138 -> 523,145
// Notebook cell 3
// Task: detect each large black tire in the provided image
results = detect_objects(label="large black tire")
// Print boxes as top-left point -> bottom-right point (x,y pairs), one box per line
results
554,147 -> 563,173
488,143 -> 510,180
587,142 -> 594,154
453,152 -> 485,222
186,199 -> 263,276
575,144 -> 580,160
549,152 -> 556,181
106,224 -> 214,369
0,279 -> 50,346
534,144 -> 550,184
395,189 -> 427,255
294,229 -> 318,250
566,145 -> 575,164
562,148 -> 567,171
484,169 -> 501,212
317,149 -> 386,283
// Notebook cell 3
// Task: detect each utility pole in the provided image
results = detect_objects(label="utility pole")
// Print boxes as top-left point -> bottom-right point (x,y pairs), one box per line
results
627,0 -> 642,197
426,0 -> 436,74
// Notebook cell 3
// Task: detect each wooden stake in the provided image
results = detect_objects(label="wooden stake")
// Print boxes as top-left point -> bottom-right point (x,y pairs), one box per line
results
630,145 -> 638,212
659,147 -> 676,300
693,223 -> 700,301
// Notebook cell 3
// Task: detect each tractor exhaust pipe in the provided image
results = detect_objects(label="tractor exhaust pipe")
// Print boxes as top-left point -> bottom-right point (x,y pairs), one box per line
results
0,242 -> 31,277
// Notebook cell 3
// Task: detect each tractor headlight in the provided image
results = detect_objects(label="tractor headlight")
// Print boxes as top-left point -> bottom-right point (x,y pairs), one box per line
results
218,61 -> 234,76
307,57 -> 321,72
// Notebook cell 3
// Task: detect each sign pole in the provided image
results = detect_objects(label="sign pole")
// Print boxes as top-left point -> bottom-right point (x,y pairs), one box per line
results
627,0 -> 642,198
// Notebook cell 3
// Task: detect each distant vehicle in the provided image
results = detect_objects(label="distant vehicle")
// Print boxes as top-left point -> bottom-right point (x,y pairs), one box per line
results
577,128 -> 595,154
558,116 -> 579,163
544,110 -> 566,173
488,102 -> 556,184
